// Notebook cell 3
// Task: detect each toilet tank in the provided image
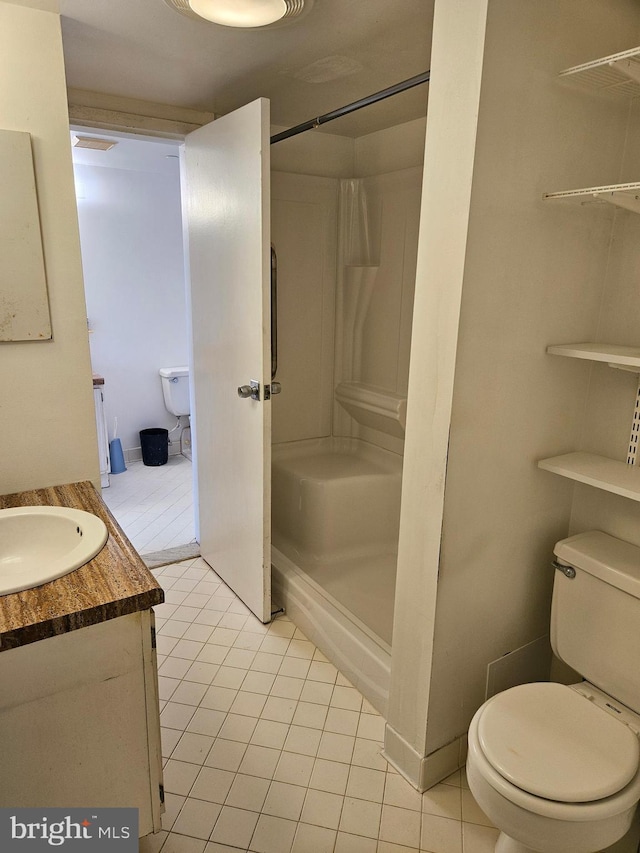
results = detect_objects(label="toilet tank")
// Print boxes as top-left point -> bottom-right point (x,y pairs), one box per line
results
159,366 -> 190,416
551,531 -> 640,713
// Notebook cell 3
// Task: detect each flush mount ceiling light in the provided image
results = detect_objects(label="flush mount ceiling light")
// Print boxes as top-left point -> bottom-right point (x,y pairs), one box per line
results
164,0 -> 309,27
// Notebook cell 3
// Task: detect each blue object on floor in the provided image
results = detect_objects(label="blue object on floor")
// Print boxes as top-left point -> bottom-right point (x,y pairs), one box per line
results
109,438 -> 126,474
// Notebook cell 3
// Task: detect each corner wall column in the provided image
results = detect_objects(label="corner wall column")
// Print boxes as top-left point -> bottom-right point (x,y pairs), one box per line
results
384,0 -> 489,789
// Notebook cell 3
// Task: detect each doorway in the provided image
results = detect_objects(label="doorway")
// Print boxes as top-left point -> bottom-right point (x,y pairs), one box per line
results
71,129 -> 197,560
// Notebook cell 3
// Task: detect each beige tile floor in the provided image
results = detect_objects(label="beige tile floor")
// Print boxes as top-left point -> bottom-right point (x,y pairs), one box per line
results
102,454 -> 195,555
143,557 -> 499,853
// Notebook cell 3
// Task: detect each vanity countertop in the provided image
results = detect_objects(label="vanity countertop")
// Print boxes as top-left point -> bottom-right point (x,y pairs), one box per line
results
0,481 -> 163,651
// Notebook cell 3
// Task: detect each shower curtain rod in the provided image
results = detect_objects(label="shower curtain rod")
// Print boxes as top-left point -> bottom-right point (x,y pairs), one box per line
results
270,69 -> 430,145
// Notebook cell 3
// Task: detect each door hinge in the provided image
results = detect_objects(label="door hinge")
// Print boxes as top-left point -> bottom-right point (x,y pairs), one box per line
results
150,624 -> 157,649
159,783 -> 165,804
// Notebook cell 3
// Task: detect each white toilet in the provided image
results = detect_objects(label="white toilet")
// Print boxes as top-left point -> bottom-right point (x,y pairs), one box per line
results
159,366 -> 190,417
159,366 -> 192,459
466,530 -> 640,853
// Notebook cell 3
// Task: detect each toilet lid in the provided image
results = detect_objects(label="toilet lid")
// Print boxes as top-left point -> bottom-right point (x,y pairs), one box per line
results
477,683 -> 640,802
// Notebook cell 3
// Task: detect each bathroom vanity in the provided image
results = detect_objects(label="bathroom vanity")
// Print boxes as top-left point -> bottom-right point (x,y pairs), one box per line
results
0,481 -> 164,836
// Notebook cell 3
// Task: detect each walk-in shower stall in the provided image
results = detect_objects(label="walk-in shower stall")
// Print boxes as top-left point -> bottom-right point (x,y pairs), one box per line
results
270,122 -> 424,714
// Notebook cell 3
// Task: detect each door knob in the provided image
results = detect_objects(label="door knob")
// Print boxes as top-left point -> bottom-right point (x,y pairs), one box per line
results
271,382 -> 282,395
237,381 -> 260,401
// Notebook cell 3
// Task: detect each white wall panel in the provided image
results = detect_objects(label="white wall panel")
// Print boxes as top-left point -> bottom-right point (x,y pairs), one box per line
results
271,172 -> 338,445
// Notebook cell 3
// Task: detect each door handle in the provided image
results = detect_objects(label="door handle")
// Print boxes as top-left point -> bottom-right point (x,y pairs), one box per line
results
238,380 -> 260,401
238,380 -> 280,400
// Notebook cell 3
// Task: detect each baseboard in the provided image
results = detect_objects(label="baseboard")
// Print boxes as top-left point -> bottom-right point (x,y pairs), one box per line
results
124,443 -> 182,464
125,447 -> 142,464
383,724 -> 466,791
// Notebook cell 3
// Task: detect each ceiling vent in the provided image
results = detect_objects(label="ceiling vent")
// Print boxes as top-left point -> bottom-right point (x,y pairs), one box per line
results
72,136 -> 118,151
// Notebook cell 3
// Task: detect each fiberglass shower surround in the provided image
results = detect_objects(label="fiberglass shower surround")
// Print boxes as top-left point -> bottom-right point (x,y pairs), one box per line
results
269,70 -> 428,716
271,159 -> 421,715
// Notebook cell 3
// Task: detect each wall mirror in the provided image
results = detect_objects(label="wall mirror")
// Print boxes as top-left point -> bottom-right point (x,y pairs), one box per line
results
0,129 -> 51,342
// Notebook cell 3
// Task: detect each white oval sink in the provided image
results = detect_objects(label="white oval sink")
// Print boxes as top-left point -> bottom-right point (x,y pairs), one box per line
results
0,506 -> 108,596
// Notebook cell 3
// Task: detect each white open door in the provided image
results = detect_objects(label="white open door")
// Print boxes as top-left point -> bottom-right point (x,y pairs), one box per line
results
182,99 -> 272,623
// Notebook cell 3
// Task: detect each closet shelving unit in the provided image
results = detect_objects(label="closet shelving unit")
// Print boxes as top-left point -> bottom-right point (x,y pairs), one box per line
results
538,45 -> 640,501
546,343 -> 640,369
543,46 -> 640,212
538,452 -> 640,501
543,182 -> 640,214
557,45 -> 640,99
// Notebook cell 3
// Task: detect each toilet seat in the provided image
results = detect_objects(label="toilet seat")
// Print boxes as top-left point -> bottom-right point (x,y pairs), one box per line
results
476,683 -> 640,804
468,714 -> 640,826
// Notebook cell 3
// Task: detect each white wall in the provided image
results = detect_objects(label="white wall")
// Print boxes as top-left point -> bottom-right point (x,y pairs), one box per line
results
74,140 -> 188,459
354,118 -> 426,179
355,169 -> 422,441
0,0 -> 99,495
270,125 -> 353,178
427,0 -> 640,754
271,120 -> 426,451
332,121 -> 426,453
271,172 -> 338,445
386,0 -> 640,788
569,94 -> 640,546
270,129 -> 348,450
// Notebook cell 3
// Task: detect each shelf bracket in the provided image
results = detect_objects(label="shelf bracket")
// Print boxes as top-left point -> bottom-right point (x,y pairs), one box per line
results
608,58 -> 640,86
591,190 -> 640,214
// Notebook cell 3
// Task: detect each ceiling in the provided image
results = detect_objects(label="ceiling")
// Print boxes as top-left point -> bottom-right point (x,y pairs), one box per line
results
59,0 -> 434,138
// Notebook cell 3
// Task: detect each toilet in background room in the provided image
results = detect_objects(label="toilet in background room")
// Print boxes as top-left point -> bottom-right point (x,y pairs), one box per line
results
159,366 -> 192,459
466,531 -> 640,853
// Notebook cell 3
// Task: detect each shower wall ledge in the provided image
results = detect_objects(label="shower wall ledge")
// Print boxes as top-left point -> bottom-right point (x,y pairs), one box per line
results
335,381 -> 407,438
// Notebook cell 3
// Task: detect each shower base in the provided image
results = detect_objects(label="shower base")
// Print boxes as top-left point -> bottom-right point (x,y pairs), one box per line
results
271,437 -> 401,715
271,546 -> 391,716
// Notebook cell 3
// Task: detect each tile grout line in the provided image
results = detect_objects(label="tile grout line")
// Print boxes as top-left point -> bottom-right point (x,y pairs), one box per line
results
147,560 -> 495,853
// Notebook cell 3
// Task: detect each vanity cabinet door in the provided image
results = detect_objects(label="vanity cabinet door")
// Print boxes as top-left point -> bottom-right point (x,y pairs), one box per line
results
0,611 -> 163,835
